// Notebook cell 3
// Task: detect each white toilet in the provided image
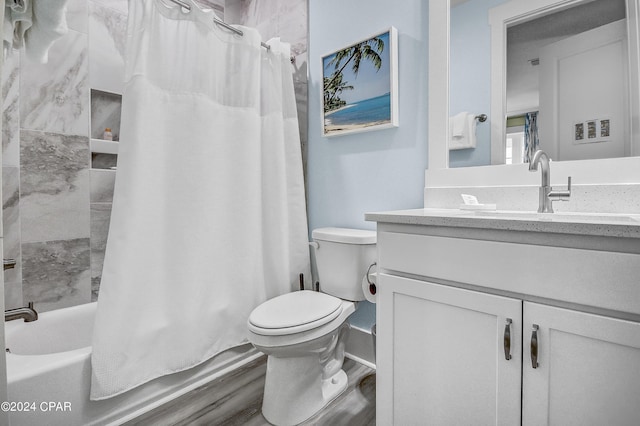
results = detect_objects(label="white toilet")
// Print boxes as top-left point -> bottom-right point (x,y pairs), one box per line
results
247,227 -> 376,426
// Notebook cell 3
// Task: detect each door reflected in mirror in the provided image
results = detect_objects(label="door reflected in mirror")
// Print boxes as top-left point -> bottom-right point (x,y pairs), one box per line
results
449,0 -> 639,168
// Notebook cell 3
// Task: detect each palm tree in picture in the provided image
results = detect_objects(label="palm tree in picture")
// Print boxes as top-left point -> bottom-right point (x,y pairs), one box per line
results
323,72 -> 354,112
327,35 -> 385,83
322,34 -> 386,113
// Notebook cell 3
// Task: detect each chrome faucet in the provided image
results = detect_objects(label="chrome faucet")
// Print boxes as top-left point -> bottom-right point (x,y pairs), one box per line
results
5,302 -> 38,322
528,150 -> 571,213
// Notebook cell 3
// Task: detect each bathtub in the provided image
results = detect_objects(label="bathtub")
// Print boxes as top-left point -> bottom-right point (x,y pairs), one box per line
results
5,302 -> 260,426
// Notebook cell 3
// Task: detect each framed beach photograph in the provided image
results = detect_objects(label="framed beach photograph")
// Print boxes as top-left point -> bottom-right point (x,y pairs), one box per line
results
322,27 -> 398,137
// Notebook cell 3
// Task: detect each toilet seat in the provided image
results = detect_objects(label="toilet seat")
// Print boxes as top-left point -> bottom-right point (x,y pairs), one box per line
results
248,291 -> 343,336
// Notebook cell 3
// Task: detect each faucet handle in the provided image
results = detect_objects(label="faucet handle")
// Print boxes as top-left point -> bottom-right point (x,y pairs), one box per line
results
549,176 -> 572,202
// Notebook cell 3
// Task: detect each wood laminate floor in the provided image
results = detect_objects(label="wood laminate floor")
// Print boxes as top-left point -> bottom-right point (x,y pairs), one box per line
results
126,356 -> 376,426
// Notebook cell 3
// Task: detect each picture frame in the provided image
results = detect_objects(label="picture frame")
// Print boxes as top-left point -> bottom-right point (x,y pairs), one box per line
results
321,27 -> 398,137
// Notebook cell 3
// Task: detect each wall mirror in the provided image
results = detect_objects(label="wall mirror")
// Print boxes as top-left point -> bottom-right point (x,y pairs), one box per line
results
444,0 -> 640,169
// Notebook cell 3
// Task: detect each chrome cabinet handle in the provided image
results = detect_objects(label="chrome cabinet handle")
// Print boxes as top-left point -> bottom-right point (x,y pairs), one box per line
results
531,324 -> 539,369
503,318 -> 512,361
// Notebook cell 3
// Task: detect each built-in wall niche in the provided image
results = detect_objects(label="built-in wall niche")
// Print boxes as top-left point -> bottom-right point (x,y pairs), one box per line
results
90,89 -> 120,167
91,153 -> 118,170
91,89 -> 122,141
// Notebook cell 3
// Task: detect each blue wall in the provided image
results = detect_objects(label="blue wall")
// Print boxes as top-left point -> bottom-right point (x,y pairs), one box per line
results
449,0 -> 508,168
308,0 -> 429,329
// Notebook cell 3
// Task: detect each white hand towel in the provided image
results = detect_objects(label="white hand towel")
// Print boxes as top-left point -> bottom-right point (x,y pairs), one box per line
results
449,112 -> 477,150
450,111 -> 467,138
465,113 -> 477,147
24,0 -> 69,64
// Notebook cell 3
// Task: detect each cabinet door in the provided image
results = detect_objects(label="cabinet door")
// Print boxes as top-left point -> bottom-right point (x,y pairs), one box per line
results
523,302 -> 640,426
377,274 -> 522,425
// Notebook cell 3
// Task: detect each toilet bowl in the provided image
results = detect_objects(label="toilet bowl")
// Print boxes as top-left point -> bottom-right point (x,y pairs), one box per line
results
247,227 -> 376,426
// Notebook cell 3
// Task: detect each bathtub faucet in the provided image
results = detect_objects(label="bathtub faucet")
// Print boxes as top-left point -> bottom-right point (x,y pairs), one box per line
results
5,302 -> 38,322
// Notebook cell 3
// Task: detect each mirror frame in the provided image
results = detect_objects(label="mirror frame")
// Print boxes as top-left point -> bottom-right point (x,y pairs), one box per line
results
428,0 -> 449,170
428,0 -> 640,182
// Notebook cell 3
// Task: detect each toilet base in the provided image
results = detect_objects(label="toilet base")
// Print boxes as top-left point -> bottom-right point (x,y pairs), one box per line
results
259,324 -> 350,425
322,368 -> 348,404
262,355 -> 348,426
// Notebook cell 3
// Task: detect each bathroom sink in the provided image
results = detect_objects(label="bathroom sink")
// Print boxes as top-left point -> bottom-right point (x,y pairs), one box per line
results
472,210 -> 640,224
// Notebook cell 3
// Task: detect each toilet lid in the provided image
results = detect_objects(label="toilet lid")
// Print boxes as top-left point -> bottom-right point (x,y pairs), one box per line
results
248,291 -> 343,333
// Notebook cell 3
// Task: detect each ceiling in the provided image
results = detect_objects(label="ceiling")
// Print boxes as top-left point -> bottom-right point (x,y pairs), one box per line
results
506,0 -> 626,114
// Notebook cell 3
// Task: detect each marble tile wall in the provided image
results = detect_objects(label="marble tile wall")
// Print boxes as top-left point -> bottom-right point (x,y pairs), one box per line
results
22,239 -> 91,312
20,29 -> 89,137
89,1 -> 128,94
2,51 -> 22,309
2,52 -> 20,168
20,131 -> 90,242
2,1 -> 125,311
3,167 -> 21,308
90,169 -> 115,300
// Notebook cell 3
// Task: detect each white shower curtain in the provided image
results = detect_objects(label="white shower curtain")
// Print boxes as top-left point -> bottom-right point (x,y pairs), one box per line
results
90,0 -> 310,400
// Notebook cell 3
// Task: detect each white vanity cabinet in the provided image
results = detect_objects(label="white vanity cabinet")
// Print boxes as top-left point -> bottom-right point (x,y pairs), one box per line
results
522,302 -> 640,426
369,211 -> 640,426
377,274 -> 523,425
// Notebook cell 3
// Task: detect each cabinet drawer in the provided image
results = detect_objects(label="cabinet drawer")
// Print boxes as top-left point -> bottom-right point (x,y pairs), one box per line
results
378,231 -> 640,315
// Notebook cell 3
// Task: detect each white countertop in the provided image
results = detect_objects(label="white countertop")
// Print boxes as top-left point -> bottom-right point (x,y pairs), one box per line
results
365,208 -> 640,239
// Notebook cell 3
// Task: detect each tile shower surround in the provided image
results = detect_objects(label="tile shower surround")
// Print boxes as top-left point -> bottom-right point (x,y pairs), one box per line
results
19,30 -> 89,137
1,1 -> 126,311
2,0 -> 309,312
19,130 -> 92,311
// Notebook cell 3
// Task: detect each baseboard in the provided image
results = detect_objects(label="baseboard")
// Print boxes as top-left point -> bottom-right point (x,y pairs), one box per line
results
345,325 -> 376,370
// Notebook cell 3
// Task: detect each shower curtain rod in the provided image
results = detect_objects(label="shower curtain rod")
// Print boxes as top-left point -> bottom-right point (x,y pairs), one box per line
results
168,0 -> 271,51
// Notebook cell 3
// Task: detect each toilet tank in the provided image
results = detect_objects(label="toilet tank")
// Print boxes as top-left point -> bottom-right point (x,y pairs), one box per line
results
311,228 -> 376,301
